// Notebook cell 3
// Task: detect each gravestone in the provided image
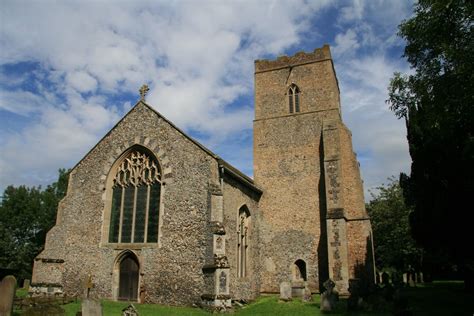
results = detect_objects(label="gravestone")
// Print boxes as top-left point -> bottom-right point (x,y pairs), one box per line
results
0,275 -> 16,316
122,304 -> 139,316
320,279 -> 337,312
402,273 -> 407,284
302,284 -> 312,302
82,299 -> 102,316
418,272 -> 424,283
279,281 -> 292,301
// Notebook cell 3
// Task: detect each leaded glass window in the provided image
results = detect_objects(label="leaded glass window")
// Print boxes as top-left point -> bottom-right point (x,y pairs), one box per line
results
109,150 -> 161,244
288,84 -> 300,113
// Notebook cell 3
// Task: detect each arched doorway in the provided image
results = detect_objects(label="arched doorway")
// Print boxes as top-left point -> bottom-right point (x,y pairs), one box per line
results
118,254 -> 139,301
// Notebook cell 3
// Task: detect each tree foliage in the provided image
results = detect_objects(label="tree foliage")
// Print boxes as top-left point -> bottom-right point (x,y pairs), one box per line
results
387,0 -> 473,267
0,169 -> 69,280
367,177 -> 422,271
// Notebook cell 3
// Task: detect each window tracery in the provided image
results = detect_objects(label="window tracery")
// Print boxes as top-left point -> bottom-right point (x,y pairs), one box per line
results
288,84 -> 300,113
109,149 -> 161,244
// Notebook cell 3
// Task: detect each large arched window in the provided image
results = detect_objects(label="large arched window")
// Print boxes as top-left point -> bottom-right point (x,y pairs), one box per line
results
288,84 -> 300,113
237,206 -> 250,278
109,148 -> 161,244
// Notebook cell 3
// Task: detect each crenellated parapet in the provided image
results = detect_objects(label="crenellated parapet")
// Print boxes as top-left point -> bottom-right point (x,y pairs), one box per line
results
254,44 -> 332,73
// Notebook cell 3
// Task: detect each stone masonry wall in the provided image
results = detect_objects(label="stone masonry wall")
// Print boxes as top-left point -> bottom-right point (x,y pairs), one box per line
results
254,48 -> 341,293
34,102 -> 222,305
222,174 -> 260,301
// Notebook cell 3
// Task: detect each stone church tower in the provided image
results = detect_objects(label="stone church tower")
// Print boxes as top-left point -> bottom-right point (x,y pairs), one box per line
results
31,45 -> 374,306
254,45 -> 374,294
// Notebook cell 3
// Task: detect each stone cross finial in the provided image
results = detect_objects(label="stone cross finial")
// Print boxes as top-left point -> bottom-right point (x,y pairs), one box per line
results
139,84 -> 149,101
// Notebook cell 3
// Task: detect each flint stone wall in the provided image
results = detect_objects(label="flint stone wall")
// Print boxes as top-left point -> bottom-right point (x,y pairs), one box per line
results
33,102 -> 256,305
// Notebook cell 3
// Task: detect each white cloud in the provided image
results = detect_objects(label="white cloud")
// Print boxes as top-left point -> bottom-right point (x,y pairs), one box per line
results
66,71 -> 98,93
0,0 -> 416,201
0,1 -> 333,191
333,29 -> 360,57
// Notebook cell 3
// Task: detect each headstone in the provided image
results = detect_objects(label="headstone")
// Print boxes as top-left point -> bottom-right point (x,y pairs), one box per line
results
418,272 -> 424,283
122,304 -> 139,316
279,281 -> 292,301
302,284 -> 312,302
0,275 -> 17,316
82,299 -> 102,316
23,279 -> 31,290
403,273 -> 407,284
320,279 -> 337,312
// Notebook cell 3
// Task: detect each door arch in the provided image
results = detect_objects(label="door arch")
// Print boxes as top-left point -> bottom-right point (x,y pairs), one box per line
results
116,251 -> 139,301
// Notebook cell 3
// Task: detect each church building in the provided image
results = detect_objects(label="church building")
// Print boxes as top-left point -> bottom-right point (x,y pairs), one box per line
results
31,45 -> 375,308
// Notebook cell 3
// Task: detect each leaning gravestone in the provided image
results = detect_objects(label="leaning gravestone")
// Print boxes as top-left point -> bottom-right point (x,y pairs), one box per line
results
23,279 -> 30,290
302,284 -> 312,302
122,304 -> 139,316
0,275 -> 16,316
279,281 -> 292,301
81,299 -> 102,316
320,279 -> 337,312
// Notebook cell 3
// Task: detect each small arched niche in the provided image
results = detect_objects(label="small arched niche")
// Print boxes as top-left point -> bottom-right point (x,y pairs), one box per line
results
293,259 -> 307,282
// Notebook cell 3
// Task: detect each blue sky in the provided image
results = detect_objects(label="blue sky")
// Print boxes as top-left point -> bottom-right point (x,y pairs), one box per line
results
0,0 -> 414,199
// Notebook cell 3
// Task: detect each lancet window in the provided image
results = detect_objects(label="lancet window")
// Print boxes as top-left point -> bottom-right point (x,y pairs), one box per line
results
109,149 -> 161,244
237,206 -> 250,278
288,84 -> 300,113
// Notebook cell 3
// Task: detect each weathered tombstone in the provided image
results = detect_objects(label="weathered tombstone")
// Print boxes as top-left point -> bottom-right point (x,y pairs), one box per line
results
23,279 -> 31,290
81,299 -> 102,316
279,281 -> 292,301
418,272 -> 424,283
402,273 -> 407,284
122,304 -> 139,316
320,279 -> 337,312
302,284 -> 312,302
0,275 -> 17,316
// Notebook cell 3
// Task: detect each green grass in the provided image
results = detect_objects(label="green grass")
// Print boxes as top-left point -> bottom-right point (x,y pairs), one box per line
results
16,281 -> 474,315
60,295 -> 383,316
400,281 -> 474,316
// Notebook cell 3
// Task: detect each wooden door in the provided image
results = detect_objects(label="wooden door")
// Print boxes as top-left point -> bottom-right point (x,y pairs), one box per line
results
119,255 -> 139,301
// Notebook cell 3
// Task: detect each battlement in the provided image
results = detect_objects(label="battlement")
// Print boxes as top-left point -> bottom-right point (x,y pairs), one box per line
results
255,44 -> 332,73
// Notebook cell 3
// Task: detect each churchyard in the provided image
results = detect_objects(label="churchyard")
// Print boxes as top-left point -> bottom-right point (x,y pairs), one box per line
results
3,278 -> 472,316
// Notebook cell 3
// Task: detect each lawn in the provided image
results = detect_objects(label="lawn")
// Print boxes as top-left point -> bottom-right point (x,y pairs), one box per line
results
15,281 -> 473,315
60,294 -> 383,316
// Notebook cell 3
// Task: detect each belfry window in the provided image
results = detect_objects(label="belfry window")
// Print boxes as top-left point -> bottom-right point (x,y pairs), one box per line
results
288,84 -> 300,113
237,206 -> 250,278
109,149 -> 161,244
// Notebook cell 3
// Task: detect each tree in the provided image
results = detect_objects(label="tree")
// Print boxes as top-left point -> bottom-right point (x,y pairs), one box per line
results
0,169 -> 69,280
366,177 -> 422,272
387,0 -> 473,288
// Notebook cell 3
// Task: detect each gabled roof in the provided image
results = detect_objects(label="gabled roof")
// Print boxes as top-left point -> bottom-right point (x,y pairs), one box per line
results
72,100 -> 262,195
